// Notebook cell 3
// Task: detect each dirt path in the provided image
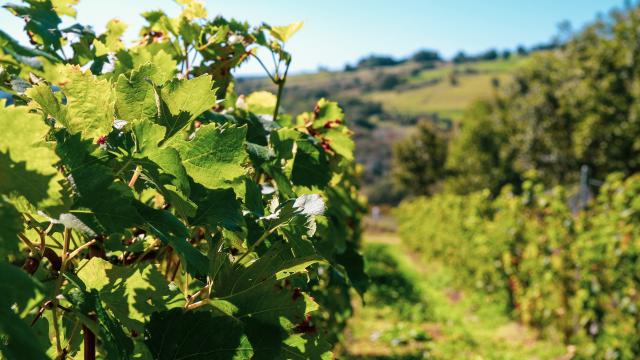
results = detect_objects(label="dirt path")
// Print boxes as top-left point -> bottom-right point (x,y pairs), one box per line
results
340,231 -> 571,360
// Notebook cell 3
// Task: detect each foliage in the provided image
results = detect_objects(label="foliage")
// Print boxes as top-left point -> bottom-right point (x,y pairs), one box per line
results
355,55 -> 401,69
397,173 -> 640,359
392,121 -> 448,196
410,49 -> 441,63
449,5 -> 640,193
0,1 -> 366,358
445,101 -> 521,195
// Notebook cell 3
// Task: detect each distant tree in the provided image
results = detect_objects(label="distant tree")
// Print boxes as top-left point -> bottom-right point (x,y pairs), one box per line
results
516,45 -> 528,56
411,49 -> 441,63
479,49 -> 499,61
453,51 -> 468,64
377,73 -> 403,90
450,4 -> 640,190
357,55 -> 400,68
392,121 -> 448,196
344,64 -> 356,72
501,49 -> 512,59
445,101 -> 520,195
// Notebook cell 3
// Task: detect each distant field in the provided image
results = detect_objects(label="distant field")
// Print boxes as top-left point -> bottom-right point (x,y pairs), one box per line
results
368,73 -> 508,118
367,57 -> 529,120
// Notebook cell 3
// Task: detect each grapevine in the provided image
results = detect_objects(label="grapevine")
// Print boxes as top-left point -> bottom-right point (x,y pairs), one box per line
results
0,0 -> 367,359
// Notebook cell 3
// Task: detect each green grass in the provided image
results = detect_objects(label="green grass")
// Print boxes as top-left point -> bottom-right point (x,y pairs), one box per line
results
367,73 -> 508,120
340,233 -> 569,359
364,57 -> 527,120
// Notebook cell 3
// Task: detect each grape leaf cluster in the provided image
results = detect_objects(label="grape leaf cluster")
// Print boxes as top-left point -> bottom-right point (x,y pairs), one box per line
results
0,0 -> 367,359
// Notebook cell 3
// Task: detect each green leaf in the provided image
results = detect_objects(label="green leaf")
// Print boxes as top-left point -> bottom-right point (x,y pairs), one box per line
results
160,74 -> 217,122
76,258 -> 182,332
144,308 -> 252,360
177,0 -> 208,20
0,152 -> 55,213
55,131 -> 141,233
60,65 -> 116,139
311,99 -> 343,129
324,128 -> 354,161
244,178 -> 264,217
0,307 -> 49,360
65,287 -> 134,360
210,243 -> 322,357
115,63 -> 158,123
0,29 -> 59,63
51,0 -> 79,17
213,242 -> 322,309
115,48 -> 177,84
4,0 -> 65,50
269,21 -> 304,43
133,120 -> 191,194
29,65 -> 115,140
245,91 -> 276,115
291,138 -> 330,187
0,200 -> 22,258
174,124 -> 247,189
282,334 -> 333,360
0,263 -> 43,312
0,263 -> 47,360
0,104 -> 63,212
93,19 -> 127,56
190,187 -> 244,231
133,203 -> 208,278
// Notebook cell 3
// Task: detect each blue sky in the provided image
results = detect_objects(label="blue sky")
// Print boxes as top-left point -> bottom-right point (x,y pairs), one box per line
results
0,0 -> 625,75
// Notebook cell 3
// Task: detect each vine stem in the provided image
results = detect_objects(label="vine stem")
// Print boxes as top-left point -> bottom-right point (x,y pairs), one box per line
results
272,59 -> 291,122
52,228 -> 71,357
67,239 -> 97,261
84,314 -> 96,360
128,165 -> 142,188
250,52 -> 276,83
184,284 -> 210,309
18,233 -> 38,253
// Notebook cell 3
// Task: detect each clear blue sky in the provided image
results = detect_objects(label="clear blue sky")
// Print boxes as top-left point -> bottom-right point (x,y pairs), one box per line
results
0,0 -> 625,75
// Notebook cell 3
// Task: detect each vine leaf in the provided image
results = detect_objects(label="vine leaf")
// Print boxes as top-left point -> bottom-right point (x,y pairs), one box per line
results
131,120 -> 195,217
190,186 -> 244,231
0,104 -> 64,212
115,48 -> 177,84
291,138 -> 330,187
55,131 -> 142,233
134,203 -> 208,278
65,281 -> 134,360
144,308 -> 253,360
160,74 -> 217,122
76,257 -> 183,333
0,263 -> 47,360
115,63 -> 158,123
28,65 -> 116,141
269,21 -> 304,43
0,200 -> 22,258
174,124 -> 247,190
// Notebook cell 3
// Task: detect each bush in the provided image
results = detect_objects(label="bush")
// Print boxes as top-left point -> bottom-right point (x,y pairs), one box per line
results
396,173 -> 640,358
392,121 -> 448,196
411,49 -> 442,63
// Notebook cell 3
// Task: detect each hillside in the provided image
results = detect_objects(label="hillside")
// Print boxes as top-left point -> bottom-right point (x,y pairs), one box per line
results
237,56 -> 528,203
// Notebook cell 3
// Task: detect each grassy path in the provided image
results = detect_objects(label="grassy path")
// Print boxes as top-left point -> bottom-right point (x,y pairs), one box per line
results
340,232 -> 570,359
